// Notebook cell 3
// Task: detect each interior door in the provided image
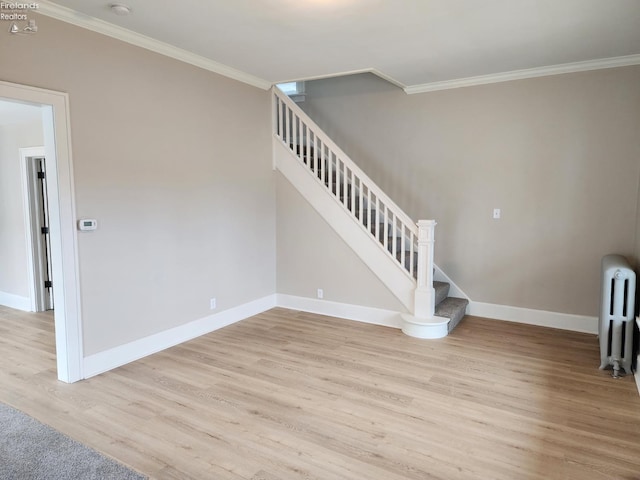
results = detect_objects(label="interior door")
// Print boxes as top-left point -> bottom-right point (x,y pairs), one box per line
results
27,155 -> 54,311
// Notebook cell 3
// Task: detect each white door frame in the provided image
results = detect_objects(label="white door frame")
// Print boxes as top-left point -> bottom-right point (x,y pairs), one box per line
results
1,80 -> 83,383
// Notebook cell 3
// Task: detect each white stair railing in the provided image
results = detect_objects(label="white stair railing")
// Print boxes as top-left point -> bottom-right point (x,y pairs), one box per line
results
272,87 -> 436,318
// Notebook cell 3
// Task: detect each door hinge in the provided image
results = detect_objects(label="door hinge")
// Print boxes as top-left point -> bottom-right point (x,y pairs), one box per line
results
44,280 -> 52,288
37,171 -> 46,179
41,226 -> 49,234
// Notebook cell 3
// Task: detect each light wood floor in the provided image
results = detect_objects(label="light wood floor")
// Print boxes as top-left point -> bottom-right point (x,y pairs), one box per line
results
1,305 -> 639,479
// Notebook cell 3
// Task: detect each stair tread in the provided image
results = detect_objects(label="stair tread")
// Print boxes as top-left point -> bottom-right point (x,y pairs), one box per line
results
434,297 -> 469,333
435,296 -> 468,316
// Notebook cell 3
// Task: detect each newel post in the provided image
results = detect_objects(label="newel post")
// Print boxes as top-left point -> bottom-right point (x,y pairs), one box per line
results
414,219 -> 436,318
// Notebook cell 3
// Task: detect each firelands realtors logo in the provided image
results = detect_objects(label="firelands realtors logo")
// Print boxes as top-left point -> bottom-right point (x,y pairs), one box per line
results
1,2 -> 39,34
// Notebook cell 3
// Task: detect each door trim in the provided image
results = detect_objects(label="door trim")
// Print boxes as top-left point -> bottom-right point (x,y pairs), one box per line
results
20,146 -> 46,312
1,80 -> 83,383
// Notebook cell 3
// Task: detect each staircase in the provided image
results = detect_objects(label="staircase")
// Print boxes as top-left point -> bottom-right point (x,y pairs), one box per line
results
272,87 -> 468,338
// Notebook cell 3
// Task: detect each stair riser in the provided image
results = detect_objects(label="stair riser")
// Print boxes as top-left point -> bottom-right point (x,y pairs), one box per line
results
434,297 -> 469,333
434,281 -> 450,306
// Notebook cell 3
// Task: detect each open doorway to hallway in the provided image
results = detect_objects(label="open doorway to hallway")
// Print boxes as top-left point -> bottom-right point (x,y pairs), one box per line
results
0,100 -> 44,313
0,101 -> 56,381
21,148 -> 54,312
0,81 -> 82,383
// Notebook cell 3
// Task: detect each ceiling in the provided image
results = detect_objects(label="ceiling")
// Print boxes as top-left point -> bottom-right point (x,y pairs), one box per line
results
37,0 -> 640,93
0,100 -> 42,127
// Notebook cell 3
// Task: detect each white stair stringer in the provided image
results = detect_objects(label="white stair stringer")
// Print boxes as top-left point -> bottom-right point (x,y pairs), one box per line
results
274,139 -> 415,313
434,264 -> 467,300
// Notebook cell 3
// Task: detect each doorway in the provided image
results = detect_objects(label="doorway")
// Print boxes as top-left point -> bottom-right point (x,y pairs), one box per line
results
0,80 -> 82,383
21,148 -> 54,312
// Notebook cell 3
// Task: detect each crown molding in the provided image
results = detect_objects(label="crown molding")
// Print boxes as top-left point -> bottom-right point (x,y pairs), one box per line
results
36,1 -> 272,90
272,68 -> 407,90
404,54 -> 640,94
272,53 -> 640,95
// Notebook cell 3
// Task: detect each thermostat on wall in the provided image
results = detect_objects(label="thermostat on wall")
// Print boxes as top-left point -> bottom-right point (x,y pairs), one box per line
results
78,218 -> 97,231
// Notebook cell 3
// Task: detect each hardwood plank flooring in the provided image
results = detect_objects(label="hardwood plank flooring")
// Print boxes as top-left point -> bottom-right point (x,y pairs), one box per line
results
1,304 -> 639,479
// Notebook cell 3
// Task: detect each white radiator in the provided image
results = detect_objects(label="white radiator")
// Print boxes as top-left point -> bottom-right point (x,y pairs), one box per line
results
599,254 -> 636,376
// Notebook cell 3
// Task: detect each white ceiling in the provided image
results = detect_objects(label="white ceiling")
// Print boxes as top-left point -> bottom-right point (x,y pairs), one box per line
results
39,0 -> 640,92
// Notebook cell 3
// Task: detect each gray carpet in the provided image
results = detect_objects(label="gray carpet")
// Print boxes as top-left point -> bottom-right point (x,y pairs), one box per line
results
0,402 -> 147,480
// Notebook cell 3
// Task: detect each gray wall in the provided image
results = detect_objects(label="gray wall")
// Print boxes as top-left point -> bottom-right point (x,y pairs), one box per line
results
0,120 -> 44,300
1,16 -> 275,355
300,68 -> 640,317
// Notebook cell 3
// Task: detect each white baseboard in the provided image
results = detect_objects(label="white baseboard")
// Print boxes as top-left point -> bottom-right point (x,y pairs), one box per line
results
276,294 -> 403,329
276,296 -> 599,335
83,294 -> 277,379
468,301 -> 598,334
0,291 -> 31,311
80,293 -> 602,380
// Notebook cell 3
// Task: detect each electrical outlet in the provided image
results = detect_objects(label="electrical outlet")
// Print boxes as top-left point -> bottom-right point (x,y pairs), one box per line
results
210,297 -> 216,310
317,288 -> 324,299
493,208 -> 501,219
